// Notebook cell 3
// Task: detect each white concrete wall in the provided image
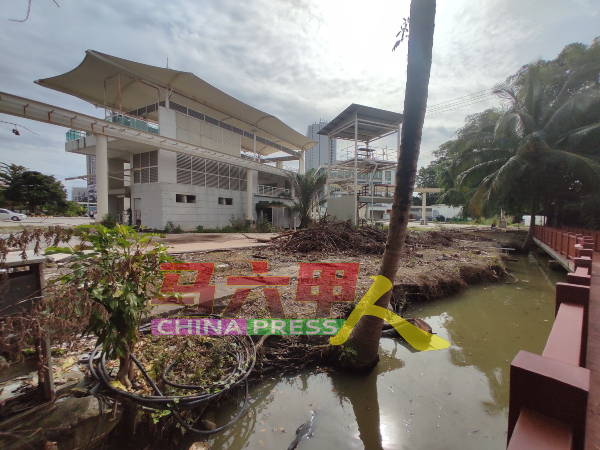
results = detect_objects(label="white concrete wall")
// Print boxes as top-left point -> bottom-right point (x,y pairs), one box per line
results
130,182 -> 250,230
523,215 -> 547,226
173,111 -> 241,157
327,196 -> 355,222
158,106 -> 177,139
434,204 -> 463,220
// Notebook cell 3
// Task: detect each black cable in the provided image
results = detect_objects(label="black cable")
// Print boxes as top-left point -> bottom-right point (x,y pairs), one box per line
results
88,331 -> 256,435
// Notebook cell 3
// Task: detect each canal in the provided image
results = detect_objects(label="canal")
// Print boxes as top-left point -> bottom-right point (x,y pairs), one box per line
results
192,252 -> 567,449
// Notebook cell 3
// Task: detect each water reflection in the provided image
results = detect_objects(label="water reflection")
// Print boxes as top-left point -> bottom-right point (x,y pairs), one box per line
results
416,255 -> 565,412
189,253 -> 566,450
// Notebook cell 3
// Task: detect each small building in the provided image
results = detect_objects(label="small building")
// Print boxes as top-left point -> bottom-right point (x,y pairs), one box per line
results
71,186 -> 88,202
34,50 -> 316,229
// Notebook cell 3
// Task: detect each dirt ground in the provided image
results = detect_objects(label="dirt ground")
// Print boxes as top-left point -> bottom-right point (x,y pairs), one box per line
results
0,228 -> 525,448
164,228 -> 520,322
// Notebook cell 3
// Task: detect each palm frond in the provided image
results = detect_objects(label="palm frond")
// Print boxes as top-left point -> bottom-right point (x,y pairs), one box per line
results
542,90 -> 600,144
542,150 -> 600,185
554,121 -> 600,152
456,159 -> 507,188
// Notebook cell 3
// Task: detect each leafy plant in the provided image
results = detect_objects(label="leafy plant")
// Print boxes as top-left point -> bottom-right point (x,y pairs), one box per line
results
229,216 -> 249,232
340,343 -> 358,363
281,169 -> 328,228
46,224 -> 173,387
255,215 -> 273,233
100,212 -> 120,228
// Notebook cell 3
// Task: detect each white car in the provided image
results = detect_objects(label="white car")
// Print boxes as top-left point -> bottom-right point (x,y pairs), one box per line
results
0,209 -> 27,221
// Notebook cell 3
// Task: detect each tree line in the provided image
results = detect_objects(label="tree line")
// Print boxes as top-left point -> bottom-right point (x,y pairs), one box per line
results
0,162 -> 85,215
422,38 -> 600,248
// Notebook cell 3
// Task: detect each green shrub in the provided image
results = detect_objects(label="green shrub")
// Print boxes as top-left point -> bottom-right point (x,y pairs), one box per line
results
196,225 -> 204,232
100,212 -> 119,228
229,216 -> 249,232
256,215 -> 273,233
164,221 -> 183,233
46,224 -> 173,387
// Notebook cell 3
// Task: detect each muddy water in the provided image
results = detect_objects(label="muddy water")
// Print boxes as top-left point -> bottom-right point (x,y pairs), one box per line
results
192,253 -> 566,450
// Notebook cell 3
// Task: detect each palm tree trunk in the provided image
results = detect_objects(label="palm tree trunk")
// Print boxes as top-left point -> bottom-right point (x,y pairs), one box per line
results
344,0 -> 437,373
522,176 -> 537,252
522,195 -> 537,251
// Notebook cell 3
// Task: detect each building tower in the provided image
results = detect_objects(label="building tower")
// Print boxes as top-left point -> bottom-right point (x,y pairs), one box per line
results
305,121 -> 337,171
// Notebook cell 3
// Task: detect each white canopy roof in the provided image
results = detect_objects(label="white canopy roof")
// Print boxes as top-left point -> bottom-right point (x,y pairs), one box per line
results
35,50 -> 315,156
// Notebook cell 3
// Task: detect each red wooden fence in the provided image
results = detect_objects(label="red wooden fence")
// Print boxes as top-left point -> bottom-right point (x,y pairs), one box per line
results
508,227 -> 594,449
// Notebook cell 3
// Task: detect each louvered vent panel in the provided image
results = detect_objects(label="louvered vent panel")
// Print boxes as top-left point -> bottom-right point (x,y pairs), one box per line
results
171,102 -> 187,114
192,157 -> 205,173
192,172 -> 205,186
134,170 -> 141,184
149,151 -> 158,167
205,115 -> 219,126
239,178 -> 247,191
149,167 -> 158,183
218,163 -> 229,176
206,160 -> 218,175
230,177 -> 240,191
177,169 -> 191,185
141,168 -> 150,183
239,168 -> 247,180
176,154 -> 191,170
230,166 -> 240,179
133,153 -> 141,169
218,176 -> 230,190
141,152 -> 150,168
188,109 -> 204,121
206,174 -> 218,188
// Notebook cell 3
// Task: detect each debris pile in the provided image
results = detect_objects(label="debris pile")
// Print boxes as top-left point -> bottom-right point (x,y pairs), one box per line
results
269,220 -> 462,255
270,220 -> 387,255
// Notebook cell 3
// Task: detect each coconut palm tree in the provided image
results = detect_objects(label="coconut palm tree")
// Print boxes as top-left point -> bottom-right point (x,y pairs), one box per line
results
344,0 -> 437,372
282,169 -> 328,228
454,45 -> 600,250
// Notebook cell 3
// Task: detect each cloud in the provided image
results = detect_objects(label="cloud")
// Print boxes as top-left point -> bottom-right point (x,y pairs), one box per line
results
0,0 -> 598,188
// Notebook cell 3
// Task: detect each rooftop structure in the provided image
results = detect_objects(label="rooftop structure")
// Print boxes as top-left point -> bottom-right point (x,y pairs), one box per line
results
318,104 -> 403,225
0,50 -> 316,229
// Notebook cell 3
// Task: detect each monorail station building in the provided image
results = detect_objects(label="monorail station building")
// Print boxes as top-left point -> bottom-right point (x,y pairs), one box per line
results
2,51 -> 316,229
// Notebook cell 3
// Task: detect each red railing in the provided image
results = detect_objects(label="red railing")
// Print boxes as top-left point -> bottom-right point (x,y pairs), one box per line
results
536,226 -> 600,253
507,228 -> 594,449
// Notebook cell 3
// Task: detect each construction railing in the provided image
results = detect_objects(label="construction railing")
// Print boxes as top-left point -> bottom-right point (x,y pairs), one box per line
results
257,184 -> 291,198
507,228 -> 595,449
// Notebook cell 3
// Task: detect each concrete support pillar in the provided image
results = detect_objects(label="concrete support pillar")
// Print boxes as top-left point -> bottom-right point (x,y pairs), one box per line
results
95,134 -> 109,221
420,192 -> 427,225
353,114 -> 358,226
299,152 -> 305,175
246,169 -> 254,222
326,135 -> 331,202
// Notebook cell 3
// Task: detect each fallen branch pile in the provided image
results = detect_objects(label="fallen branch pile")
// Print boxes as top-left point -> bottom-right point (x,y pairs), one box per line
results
269,220 -> 462,255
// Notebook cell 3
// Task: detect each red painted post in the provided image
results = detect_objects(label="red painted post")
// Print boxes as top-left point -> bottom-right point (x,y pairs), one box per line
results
507,351 -> 590,449
555,283 -> 590,367
567,270 -> 591,287
580,249 -> 594,259
507,408 -> 573,450
575,257 -> 593,275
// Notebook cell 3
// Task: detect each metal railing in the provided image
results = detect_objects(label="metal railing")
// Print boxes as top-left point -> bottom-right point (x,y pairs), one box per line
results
66,114 -> 159,142
257,185 -> 291,197
66,129 -> 89,141
108,114 -> 159,135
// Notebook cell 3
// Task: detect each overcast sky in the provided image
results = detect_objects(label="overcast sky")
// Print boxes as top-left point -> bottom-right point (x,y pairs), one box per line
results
0,0 -> 598,192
